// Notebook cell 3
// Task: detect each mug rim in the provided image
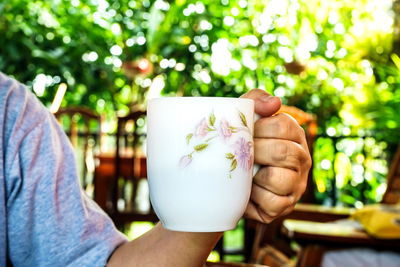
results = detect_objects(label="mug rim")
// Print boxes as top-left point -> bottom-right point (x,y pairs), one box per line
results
148,96 -> 254,105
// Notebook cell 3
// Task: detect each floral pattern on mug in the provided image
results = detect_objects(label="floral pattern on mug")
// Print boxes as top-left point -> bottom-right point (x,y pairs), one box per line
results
219,119 -> 233,140
233,137 -> 253,171
180,110 -> 253,177
179,154 -> 193,168
194,118 -> 209,137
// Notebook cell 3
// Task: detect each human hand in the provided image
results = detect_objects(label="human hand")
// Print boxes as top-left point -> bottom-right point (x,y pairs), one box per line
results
241,89 -> 312,223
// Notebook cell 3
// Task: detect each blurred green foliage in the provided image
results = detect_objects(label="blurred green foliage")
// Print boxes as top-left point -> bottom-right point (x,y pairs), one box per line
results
313,137 -> 390,206
1,0 -> 400,206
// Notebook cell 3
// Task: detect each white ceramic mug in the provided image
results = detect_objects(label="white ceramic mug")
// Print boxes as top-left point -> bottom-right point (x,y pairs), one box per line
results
147,97 -> 255,232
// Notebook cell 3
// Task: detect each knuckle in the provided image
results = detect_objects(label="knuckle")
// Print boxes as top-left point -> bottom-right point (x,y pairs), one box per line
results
257,208 -> 274,223
277,112 -> 293,122
271,113 -> 307,143
301,155 -> 312,173
296,145 -> 312,168
267,209 -> 279,218
288,195 -> 297,206
306,155 -> 313,169
279,112 -> 298,126
294,123 -> 306,138
293,180 -> 307,202
298,127 -> 308,143
298,125 -> 306,135
285,144 -> 304,172
254,167 -> 271,186
271,141 -> 289,161
275,113 -> 293,136
299,179 -> 308,195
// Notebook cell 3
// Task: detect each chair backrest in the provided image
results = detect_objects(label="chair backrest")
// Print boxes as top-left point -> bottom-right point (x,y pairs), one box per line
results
110,110 -> 157,228
54,106 -> 101,191
114,110 -> 147,181
382,145 -> 400,204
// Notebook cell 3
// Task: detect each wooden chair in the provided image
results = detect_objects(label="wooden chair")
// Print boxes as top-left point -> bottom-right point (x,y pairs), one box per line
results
382,144 -> 400,204
251,145 -> 400,267
54,107 -> 101,191
109,110 -> 158,229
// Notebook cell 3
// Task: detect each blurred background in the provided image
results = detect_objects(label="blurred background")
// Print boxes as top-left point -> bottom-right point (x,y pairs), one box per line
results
2,0 -> 400,264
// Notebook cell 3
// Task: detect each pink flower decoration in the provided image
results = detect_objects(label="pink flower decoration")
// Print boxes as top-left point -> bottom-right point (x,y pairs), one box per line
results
194,118 -> 209,137
179,155 -> 192,168
219,119 -> 232,140
234,137 -> 253,171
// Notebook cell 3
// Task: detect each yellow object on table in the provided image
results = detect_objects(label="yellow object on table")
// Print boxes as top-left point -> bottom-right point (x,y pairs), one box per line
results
352,204 -> 400,239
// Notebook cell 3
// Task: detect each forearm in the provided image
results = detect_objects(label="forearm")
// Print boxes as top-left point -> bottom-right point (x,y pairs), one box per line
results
107,223 -> 222,267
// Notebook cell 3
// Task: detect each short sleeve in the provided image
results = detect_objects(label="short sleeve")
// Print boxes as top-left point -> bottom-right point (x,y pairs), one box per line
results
4,81 -> 127,266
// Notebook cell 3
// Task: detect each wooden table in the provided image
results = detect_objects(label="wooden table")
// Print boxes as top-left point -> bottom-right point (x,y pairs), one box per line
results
93,151 -> 147,211
283,218 -> 400,249
280,204 -> 400,267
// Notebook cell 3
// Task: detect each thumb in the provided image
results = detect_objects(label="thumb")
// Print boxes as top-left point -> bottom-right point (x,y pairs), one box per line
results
240,89 -> 281,117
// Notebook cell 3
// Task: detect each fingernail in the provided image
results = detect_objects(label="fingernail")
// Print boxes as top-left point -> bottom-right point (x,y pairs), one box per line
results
260,95 -> 276,103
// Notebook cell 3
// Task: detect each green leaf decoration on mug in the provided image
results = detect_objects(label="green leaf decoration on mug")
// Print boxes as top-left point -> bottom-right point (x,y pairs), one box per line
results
226,153 -> 235,160
209,112 -> 216,126
239,111 -> 248,127
230,159 -> 237,172
194,143 -> 209,151
186,133 -> 193,144
179,110 -> 253,177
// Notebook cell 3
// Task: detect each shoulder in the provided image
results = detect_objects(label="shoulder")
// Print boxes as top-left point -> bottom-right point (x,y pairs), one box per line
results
0,72 -> 58,181
0,72 -> 51,148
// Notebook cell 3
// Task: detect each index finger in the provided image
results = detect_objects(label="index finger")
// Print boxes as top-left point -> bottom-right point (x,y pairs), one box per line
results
255,113 -> 308,147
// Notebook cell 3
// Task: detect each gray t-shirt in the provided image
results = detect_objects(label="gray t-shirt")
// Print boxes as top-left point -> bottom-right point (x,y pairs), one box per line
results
0,72 -> 127,266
